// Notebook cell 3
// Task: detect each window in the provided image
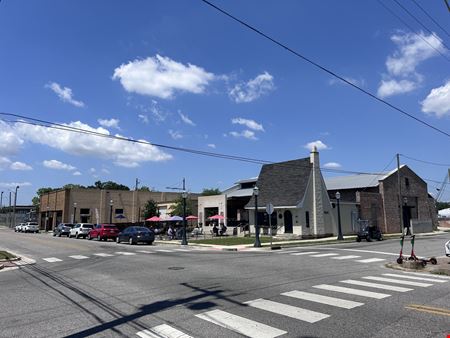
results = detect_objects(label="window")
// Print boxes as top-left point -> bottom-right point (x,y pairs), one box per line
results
305,211 -> 310,228
115,209 -> 124,215
80,208 -> 90,215
405,178 -> 410,189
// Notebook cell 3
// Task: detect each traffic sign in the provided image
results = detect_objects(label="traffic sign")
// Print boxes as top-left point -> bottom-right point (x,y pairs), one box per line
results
266,203 -> 274,215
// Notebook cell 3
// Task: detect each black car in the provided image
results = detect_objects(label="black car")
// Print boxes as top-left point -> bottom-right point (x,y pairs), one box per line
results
53,223 -> 74,237
116,226 -> 155,245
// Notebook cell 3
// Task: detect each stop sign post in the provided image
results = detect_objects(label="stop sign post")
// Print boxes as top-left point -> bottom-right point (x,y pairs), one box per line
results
266,203 -> 274,246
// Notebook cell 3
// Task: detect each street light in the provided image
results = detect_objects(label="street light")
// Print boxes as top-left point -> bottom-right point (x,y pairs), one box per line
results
181,190 -> 188,245
109,199 -> 113,224
336,191 -> 344,240
12,186 -> 19,228
73,202 -> 77,224
253,186 -> 261,247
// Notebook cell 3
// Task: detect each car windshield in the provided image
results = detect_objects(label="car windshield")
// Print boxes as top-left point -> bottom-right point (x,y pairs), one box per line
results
65,224 -> 74,227
136,227 -> 150,232
104,225 -> 117,229
82,224 -> 94,229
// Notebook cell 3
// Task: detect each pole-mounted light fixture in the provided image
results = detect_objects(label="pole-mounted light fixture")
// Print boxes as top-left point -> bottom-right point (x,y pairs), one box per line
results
336,191 -> 343,240
253,186 -> 261,247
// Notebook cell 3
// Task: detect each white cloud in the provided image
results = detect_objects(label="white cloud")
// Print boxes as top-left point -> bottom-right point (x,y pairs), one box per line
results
377,31 -> 446,98
43,160 -> 76,171
229,72 -> 275,103
0,121 -> 23,155
138,114 -> 149,124
113,54 -> 215,99
89,168 -> 96,174
168,129 -> 183,140
207,143 -> 216,149
421,80 -> 450,118
9,121 -> 171,168
45,82 -> 85,107
101,168 -> 110,174
98,118 -> 120,129
73,171 -> 82,176
179,112 -> 196,126
323,162 -> 341,169
304,140 -> 329,151
0,182 -> 32,188
377,79 -> 418,98
229,130 -> 258,140
10,161 -> 32,171
231,118 -> 264,131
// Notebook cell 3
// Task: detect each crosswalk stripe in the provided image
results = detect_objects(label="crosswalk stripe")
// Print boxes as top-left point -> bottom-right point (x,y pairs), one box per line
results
362,276 -> 432,287
313,284 -> 390,299
136,324 -> 193,338
244,298 -> 329,323
340,280 -> 413,292
69,255 -> 89,260
281,290 -> 364,309
275,251 -> 300,254
137,250 -> 155,254
42,257 -> 63,262
93,253 -> 114,257
196,309 -> 287,338
156,249 -> 174,253
382,273 -> 448,283
115,252 -> 136,256
290,251 -> 319,256
310,253 -> 339,257
400,271 -> 450,280
355,258 -> 386,263
331,255 -> 361,260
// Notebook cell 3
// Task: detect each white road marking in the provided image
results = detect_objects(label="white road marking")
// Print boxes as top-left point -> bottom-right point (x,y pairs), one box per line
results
382,273 -> 448,283
42,257 -> 63,263
115,252 -> 136,256
355,258 -> 386,263
313,284 -> 390,299
69,255 -> 89,260
400,271 -> 450,280
137,250 -> 155,254
173,249 -> 190,252
136,324 -> 193,338
156,249 -> 174,253
337,248 -> 398,256
93,253 -> 114,257
244,298 -> 330,323
362,276 -> 432,287
275,251 -> 300,254
340,280 -> 413,292
310,253 -> 339,257
281,290 -> 364,309
290,251 -> 319,256
331,255 -> 361,260
196,309 -> 287,338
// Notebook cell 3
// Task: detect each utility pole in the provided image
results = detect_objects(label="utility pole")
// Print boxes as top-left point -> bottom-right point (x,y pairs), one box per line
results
13,186 -> 18,228
397,154 -> 403,234
132,178 -> 140,224
8,191 -> 11,228
0,191 -> 3,208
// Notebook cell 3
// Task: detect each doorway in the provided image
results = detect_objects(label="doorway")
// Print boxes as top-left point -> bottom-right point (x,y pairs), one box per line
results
284,210 -> 293,233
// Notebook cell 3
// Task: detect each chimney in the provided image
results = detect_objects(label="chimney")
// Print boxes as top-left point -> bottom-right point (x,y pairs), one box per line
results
310,146 -> 325,235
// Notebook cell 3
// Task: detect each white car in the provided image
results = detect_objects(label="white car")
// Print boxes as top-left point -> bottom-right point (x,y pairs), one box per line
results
69,223 -> 94,239
23,222 -> 39,233
445,240 -> 450,257
15,223 -> 25,232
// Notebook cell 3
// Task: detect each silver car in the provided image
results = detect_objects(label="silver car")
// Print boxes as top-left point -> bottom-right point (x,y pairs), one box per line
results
23,222 -> 39,233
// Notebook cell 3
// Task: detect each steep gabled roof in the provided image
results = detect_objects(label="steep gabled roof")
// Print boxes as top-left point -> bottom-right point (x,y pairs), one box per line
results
246,158 -> 312,208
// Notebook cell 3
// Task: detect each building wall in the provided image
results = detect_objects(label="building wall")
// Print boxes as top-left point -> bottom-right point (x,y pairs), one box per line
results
198,194 -> 227,233
357,191 -> 386,233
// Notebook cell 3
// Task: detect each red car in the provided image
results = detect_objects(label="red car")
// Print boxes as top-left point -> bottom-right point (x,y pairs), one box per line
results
88,224 -> 120,241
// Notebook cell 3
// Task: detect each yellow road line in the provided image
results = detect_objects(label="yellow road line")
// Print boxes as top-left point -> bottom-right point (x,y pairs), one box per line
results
405,304 -> 450,317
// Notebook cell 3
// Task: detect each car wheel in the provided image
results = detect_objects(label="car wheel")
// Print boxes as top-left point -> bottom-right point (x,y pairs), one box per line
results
97,235 -> 101,241
58,233 -> 62,237
87,234 -> 91,240
75,233 -> 79,239
129,237 -> 134,245
116,237 -> 120,244
53,233 -> 56,236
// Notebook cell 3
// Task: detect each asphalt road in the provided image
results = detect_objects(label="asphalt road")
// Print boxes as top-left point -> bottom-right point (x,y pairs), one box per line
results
1,227 -> 449,338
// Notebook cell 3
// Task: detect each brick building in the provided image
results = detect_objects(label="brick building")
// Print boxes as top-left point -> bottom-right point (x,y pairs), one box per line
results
38,188 -> 198,231
325,165 -> 438,234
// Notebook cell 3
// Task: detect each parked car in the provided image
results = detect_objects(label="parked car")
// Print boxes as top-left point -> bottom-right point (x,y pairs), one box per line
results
116,226 -> 155,245
53,223 -> 74,237
445,240 -> 450,257
69,223 -> 94,239
23,222 -> 39,233
87,224 -> 119,241
15,223 -> 25,232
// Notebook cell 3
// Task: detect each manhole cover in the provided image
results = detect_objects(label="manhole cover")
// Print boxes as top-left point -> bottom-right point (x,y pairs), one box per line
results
168,267 -> 185,270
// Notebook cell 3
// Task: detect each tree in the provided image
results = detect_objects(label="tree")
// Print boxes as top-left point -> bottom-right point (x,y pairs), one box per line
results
201,188 -> 221,196
142,199 -> 159,219
62,184 -> 86,190
88,181 -> 130,190
32,187 -> 56,213
138,186 -> 151,192
436,201 -> 450,210
169,196 -> 193,216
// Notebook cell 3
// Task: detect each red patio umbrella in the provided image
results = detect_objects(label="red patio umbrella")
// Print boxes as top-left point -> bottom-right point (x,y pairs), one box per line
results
146,216 -> 161,222
186,215 -> 199,220
208,214 -> 225,220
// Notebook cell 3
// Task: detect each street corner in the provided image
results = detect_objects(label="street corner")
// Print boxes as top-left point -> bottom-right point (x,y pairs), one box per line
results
384,256 -> 450,278
0,249 -> 36,271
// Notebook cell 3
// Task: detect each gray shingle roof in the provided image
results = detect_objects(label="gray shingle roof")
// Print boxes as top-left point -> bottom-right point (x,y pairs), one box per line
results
245,158 -> 312,209
324,174 -> 387,190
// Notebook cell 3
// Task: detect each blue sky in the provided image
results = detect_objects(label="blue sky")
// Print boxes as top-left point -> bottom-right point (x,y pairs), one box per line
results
0,0 -> 449,205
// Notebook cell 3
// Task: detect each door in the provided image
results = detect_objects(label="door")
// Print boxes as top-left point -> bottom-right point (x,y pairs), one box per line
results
284,210 -> 293,233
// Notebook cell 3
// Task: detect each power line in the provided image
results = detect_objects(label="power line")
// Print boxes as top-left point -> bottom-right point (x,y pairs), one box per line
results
410,0 -> 450,38
360,155 -> 397,192
377,0 -> 450,63
400,154 -> 450,167
200,0 -> 450,140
